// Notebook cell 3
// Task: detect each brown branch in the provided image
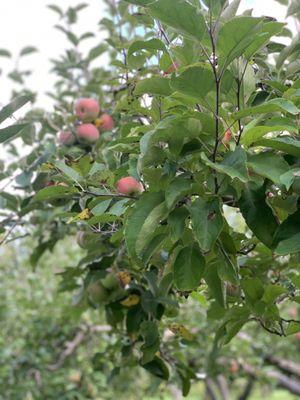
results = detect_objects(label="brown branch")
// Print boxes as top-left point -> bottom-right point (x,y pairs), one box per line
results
216,375 -> 230,400
47,325 -> 111,371
238,377 -> 255,400
205,378 -> 218,400
242,363 -> 300,396
265,355 -> 300,379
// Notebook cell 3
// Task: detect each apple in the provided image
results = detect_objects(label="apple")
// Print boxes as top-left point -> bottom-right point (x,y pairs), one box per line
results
57,130 -> 76,146
223,129 -> 232,143
229,359 -> 239,374
226,283 -> 240,297
87,280 -> 108,304
116,176 -> 144,195
102,272 -> 119,290
96,113 -> 114,132
294,332 -> 300,340
76,123 -> 99,143
164,61 -> 179,75
75,98 -> 100,122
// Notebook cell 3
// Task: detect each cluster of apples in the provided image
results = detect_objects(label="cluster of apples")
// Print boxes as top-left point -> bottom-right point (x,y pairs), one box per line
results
57,98 -> 144,196
57,97 -> 114,146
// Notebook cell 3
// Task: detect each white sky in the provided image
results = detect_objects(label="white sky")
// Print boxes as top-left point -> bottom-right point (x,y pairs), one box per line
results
0,0 -> 296,110
0,0 -> 107,108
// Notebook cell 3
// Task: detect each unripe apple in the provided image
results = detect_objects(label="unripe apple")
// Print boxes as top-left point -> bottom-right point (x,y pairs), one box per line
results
116,176 -> 144,195
75,98 -> 100,122
96,113 -> 114,132
57,130 -> 76,146
87,280 -> 108,304
226,283 -> 240,297
76,123 -> 99,143
102,272 -> 119,290
164,61 -> 179,75
76,231 -> 99,249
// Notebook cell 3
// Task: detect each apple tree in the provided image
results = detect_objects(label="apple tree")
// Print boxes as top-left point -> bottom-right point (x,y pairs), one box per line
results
1,0 -> 300,397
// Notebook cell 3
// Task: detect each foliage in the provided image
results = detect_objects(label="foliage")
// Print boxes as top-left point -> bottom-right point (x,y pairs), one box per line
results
1,0 -> 300,398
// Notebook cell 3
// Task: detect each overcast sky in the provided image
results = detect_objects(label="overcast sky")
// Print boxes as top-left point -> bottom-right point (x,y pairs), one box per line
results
0,0 -> 295,109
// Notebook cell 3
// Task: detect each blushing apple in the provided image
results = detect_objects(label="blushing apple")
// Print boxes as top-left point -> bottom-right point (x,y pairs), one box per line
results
57,130 -> 76,146
76,123 -> 99,143
75,98 -> 100,122
223,129 -> 232,142
116,176 -> 144,195
96,113 -> 114,132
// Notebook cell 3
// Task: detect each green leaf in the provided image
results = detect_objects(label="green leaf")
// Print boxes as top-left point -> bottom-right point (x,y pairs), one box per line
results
88,44 -> 107,61
109,199 -> 129,216
217,17 -> 263,71
0,49 -> 11,57
142,356 -> 169,380
204,260 -> 224,307
165,177 -> 192,209
168,207 -> 189,241
47,4 -> 63,16
128,39 -> 166,68
91,199 -> 112,216
140,321 -> 160,364
189,198 -> 223,252
241,278 -> 264,303
255,137 -> 300,157
201,147 -> 248,183
170,65 -> 215,100
136,201 -> 168,257
148,0 -> 206,41
54,160 -> 82,182
32,186 -> 78,202
247,153 -> 293,188
124,0 -> 154,4
241,125 -> 297,147
0,95 -> 32,124
286,321 -> 300,335
244,21 -> 285,60
220,0 -> 241,21
173,244 -> 205,291
233,98 -> 299,119
273,210 -> 300,255
134,77 -> 172,96
239,183 -> 278,248
0,124 -> 29,144
19,46 -> 38,56
125,192 -> 164,263
262,285 -> 286,304
277,34 -> 300,69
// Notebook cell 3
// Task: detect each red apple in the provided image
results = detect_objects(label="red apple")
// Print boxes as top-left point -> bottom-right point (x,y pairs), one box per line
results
75,98 -> 100,122
57,130 -> 76,146
97,113 -> 114,132
223,129 -> 232,142
116,176 -> 144,195
229,360 -> 239,374
294,332 -> 300,340
76,123 -> 99,143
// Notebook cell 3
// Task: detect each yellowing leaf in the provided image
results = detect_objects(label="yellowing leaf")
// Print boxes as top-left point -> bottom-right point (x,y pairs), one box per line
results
117,271 -> 131,287
168,323 -> 194,341
41,162 -> 55,171
67,208 -> 92,224
120,294 -> 140,307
